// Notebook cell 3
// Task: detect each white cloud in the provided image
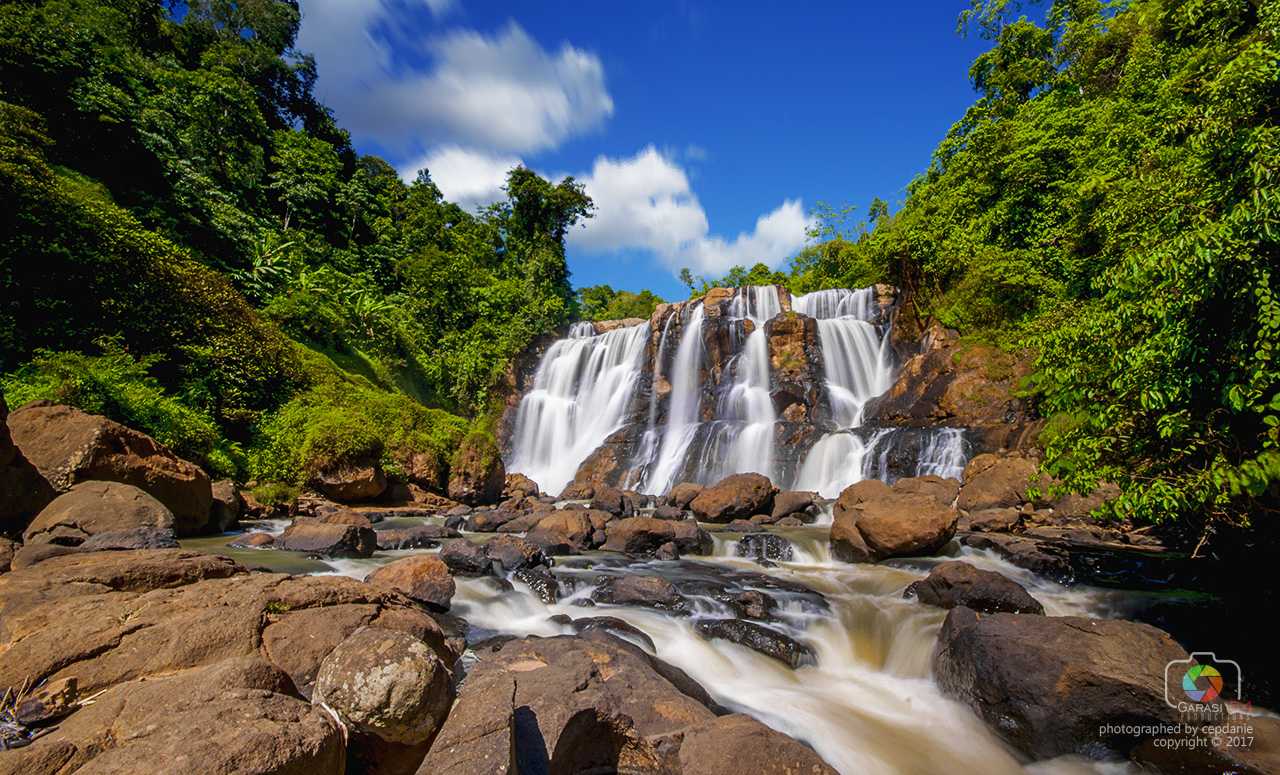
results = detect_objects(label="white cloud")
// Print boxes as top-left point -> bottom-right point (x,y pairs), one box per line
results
567,147 -> 811,276
297,5 -> 612,154
424,0 -> 455,17
399,146 -> 520,211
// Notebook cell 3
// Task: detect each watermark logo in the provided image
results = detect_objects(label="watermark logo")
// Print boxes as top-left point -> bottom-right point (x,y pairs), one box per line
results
1165,652 -> 1242,714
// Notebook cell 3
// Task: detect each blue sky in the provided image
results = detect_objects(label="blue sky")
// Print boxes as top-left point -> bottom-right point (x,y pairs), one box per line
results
297,1 -> 992,299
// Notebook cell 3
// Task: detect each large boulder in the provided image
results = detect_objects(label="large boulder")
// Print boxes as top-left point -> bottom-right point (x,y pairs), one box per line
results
960,533 -> 1074,582
904,561 -> 1044,614
278,519 -> 376,557
365,555 -> 456,612
831,478 -> 958,562
765,312 -> 825,425
770,489 -> 817,520
447,433 -> 505,505
602,516 -> 712,556
933,607 -> 1188,760
209,479 -> 244,532
0,550 -> 458,700
667,482 -> 703,509
957,453 -> 1043,512
312,626 -> 454,747
690,473 -> 776,522
591,574 -> 689,613
23,481 -> 176,546
695,619 -> 816,669
678,714 -> 838,775
7,402 -> 212,535
417,634 -> 715,774
0,657 -> 345,775
0,393 -> 56,534
374,523 -> 458,551
526,509 -> 595,554
312,459 -> 387,502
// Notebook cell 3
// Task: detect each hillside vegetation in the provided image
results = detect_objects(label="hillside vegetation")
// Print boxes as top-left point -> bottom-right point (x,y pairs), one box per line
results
0,0 -> 591,486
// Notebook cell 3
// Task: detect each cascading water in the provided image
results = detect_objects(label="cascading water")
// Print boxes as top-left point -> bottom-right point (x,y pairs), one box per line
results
717,285 -> 780,480
792,428 -> 894,498
637,304 -> 707,495
793,287 -> 893,428
916,427 -> 968,480
506,322 -> 648,495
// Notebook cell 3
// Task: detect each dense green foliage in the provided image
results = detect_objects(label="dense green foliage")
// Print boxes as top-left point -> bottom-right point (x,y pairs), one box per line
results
577,285 -> 665,320
794,0 -> 1279,529
681,262 -> 791,296
0,0 -> 591,485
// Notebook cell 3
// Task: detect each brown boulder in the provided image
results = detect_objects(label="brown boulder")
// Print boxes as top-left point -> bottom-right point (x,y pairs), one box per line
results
504,472 -> 541,499
905,561 -> 1044,614
278,519 -> 376,557
0,657 -> 345,775
591,574 -> 688,613
602,517 -> 712,556
0,536 -> 16,573
960,533 -> 1073,582
958,507 -> 1022,532
690,472 -> 776,522
447,433 -> 505,505
933,607 -> 1187,760
313,626 -> 454,746
957,453 -> 1043,511
831,479 -> 958,562
678,713 -> 838,775
526,509 -> 595,554
417,634 -> 717,774
23,481 -> 176,546
374,523 -> 458,551
365,555 -> 456,612
0,394 -> 56,534
0,550 -> 457,700
667,481 -> 703,508
770,489 -> 817,520
312,459 -> 387,502
209,479 -> 244,532
892,474 -> 960,506
7,402 -> 212,535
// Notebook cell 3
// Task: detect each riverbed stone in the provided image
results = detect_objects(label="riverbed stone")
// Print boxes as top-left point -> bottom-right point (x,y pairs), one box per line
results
8,402 -> 212,535
278,519 -> 376,557
690,473 -> 776,522
439,539 -> 492,576
591,574 -> 689,613
0,657 -> 345,775
417,634 -> 719,775
23,481 -> 176,546
678,713 -> 838,775
933,606 -> 1188,760
770,489 -> 817,520
210,478 -> 244,531
313,626 -> 454,746
960,533 -> 1074,582
905,561 -> 1044,614
735,532 -> 794,564
374,523 -> 458,550
959,507 -> 1022,532
668,482 -> 704,508
526,509 -> 595,554
602,516 -> 712,556
831,479 -> 958,562
958,453 -> 1044,511
695,619 -> 816,669
365,555 -> 456,612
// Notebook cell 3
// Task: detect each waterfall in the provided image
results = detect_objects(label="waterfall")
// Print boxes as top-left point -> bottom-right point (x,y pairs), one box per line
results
718,286 -> 780,480
916,427 -> 968,480
792,429 -> 893,498
638,304 -> 707,495
506,322 -> 649,495
793,288 -> 892,428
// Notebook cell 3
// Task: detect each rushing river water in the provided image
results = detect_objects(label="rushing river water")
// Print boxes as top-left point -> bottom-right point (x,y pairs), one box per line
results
188,514 -> 1156,775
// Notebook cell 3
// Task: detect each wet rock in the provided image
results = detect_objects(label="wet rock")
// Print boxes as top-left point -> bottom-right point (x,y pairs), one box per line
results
526,509 -> 594,554
652,503 -> 687,520
724,518 -> 762,533
770,489 -> 817,520
654,541 -> 679,560
562,616 -> 656,651
960,533 -> 1073,582
13,676 -> 78,725
559,481 -> 595,500
0,657 -> 345,775
78,525 -> 180,551
485,534 -> 548,572
513,566 -> 559,604
503,472 -> 541,499
959,507 -> 1022,533
315,508 -> 375,528
933,606 -> 1188,760
278,520 -> 376,558
313,626 -> 454,746
591,574 -> 689,613
447,434 -> 505,505
0,393 -> 56,535
374,523 -> 459,551
417,634 -> 719,775
736,533 -> 794,564
602,517 -> 712,557
230,532 -> 275,548
494,511 -> 546,533
678,713 -> 838,775
7,402 -> 212,535
766,312 -> 825,426
668,482 -> 704,508
209,479 -> 244,531
366,555 -> 456,612
690,472 -> 776,522
590,485 -> 634,517
775,516 -> 804,527
464,508 -> 521,532
24,481 -> 176,547
905,561 -> 1043,615
831,479 -> 958,562
958,453 -> 1045,511
695,619 -> 816,669
439,539 -> 491,576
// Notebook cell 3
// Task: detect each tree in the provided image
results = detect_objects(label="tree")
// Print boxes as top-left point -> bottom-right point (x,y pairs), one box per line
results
267,129 -> 340,231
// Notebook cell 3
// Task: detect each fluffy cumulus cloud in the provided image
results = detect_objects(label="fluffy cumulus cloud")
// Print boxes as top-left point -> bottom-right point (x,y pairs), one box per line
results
297,5 -> 612,154
568,147 -> 811,275
399,146 -> 521,210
